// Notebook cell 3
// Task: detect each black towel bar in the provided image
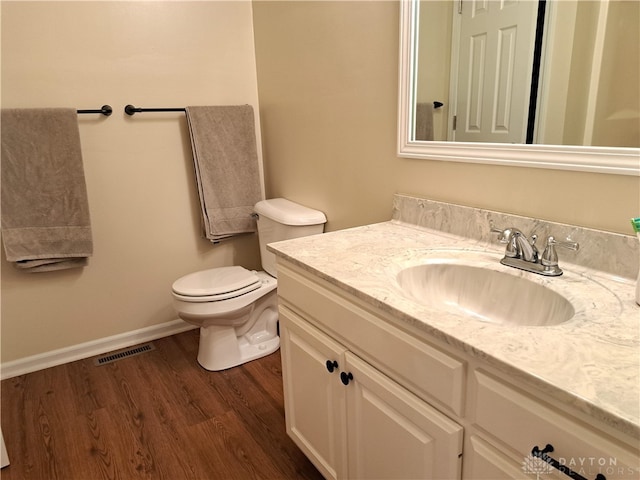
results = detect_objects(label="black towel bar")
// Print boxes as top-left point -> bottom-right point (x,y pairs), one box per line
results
77,105 -> 112,116
124,104 -> 186,116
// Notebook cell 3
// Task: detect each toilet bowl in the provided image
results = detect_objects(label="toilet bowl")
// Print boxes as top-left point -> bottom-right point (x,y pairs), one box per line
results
172,198 -> 326,371
173,267 -> 279,371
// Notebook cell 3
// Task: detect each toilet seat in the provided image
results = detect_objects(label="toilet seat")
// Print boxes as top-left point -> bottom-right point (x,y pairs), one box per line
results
172,266 -> 262,303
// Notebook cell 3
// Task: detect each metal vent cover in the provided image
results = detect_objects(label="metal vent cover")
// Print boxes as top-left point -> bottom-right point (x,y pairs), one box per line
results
93,342 -> 156,366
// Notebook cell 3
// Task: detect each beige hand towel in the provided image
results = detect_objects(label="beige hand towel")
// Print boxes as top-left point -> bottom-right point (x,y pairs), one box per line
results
415,102 -> 434,141
1,108 -> 93,272
185,105 -> 262,242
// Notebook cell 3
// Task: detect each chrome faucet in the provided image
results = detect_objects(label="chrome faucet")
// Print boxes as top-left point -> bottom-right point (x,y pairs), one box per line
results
507,229 -> 538,262
492,227 -> 579,276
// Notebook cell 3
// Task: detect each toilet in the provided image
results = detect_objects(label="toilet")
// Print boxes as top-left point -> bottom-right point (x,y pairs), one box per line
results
172,198 -> 326,371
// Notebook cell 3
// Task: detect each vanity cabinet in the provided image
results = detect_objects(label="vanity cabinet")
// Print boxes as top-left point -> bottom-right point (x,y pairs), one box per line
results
280,307 -> 463,480
276,259 -> 639,480
278,263 -> 464,480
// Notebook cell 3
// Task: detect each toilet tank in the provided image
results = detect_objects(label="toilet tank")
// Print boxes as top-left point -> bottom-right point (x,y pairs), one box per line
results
254,198 -> 326,277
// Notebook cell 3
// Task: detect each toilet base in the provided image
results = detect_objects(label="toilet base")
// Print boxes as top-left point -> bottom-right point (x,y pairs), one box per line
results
192,290 -> 280,371
196,324 -> 280,371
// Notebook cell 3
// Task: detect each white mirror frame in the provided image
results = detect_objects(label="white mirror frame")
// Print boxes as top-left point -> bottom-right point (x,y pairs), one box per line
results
397,0 -> 640,176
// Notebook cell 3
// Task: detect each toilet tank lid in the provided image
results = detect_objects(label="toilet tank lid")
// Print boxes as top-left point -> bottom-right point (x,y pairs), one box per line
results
254,198 -> 327,226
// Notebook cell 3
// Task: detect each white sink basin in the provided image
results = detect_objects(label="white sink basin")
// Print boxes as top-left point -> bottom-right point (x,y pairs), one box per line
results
396,262 -> 575,326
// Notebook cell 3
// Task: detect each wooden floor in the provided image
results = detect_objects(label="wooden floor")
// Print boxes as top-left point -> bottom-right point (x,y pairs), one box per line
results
0,330 -> 323,480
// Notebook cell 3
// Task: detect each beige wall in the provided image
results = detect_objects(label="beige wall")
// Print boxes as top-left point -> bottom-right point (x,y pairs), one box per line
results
593,0 -> 640,147
1,1 -> 262,363
252,1 -> 639,235
563,1 -> 600,145
1,0 -> 638,366
416,1 -> 452,141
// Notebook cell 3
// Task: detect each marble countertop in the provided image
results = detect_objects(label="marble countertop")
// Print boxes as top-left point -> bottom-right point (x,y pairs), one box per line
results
269,220 -> 640,439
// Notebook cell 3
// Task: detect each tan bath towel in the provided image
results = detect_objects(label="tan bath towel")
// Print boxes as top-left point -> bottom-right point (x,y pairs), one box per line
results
1,108 -> 93,272
415,102 -> 434,141
185,105 -> 262,242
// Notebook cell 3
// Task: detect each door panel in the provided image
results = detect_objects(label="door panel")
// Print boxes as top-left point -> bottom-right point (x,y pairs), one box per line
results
345,352 -> 463,480
456,0 -> 538,142
280,308 -> 348,480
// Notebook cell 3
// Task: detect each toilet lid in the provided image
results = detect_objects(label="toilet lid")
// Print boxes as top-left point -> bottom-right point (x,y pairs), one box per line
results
172,266 -> 261,299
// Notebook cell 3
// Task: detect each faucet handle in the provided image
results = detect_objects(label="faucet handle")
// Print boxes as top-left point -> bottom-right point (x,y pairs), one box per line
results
490,227 -> 513,244
541,236 -> 579,267
548,236 -> 579,251
491,227 -> 522,258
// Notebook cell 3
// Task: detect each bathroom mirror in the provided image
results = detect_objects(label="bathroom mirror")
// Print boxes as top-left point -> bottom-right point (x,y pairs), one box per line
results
398,0 -> 640,175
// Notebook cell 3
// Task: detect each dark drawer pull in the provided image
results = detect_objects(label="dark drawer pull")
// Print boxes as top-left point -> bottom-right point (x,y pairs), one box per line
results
531,445 -> 606,480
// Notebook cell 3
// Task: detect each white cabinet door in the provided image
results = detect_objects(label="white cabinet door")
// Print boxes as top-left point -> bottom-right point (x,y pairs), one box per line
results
280,308 -> 348,480
344,352 -> 464,480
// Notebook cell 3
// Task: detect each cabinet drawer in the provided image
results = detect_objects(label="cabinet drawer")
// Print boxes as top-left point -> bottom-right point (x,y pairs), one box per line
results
473,370 -> 639,480
464,435 -> 530,479
277,261 -> 466,417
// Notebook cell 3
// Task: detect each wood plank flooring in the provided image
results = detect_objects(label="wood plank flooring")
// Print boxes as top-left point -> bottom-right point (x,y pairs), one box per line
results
0,330 -> 323,480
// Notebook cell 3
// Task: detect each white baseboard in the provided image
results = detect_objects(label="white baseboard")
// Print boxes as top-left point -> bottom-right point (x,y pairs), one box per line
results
0,319 -> 198,380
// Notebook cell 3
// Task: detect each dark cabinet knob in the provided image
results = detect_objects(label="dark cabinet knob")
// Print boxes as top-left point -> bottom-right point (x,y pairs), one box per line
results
340,371 -> 353,385
325,360 -> 338,373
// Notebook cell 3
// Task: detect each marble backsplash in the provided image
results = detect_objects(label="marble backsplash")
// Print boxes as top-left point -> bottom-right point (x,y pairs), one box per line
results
392,194 -> 639,280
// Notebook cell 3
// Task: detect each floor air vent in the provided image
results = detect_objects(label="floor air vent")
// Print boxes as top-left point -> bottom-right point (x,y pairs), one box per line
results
93,342 -> 156,366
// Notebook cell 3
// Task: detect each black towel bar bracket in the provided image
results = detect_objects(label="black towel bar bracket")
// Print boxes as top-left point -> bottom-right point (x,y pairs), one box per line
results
125,104 -> 186,116
77,105 -> 112,116
433,101 -> 444,109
